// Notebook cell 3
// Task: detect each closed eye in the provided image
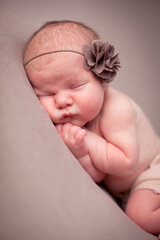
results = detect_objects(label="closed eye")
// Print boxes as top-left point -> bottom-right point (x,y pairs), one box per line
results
69,82 -> 86,89
37,93 -> 56,98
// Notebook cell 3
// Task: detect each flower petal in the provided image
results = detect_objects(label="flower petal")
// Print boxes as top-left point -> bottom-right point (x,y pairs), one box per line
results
83,45 -> 96,66
92,40 -> 103,55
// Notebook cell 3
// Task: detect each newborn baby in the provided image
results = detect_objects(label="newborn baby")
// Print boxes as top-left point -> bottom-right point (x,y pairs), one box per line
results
24,20 -> 160,238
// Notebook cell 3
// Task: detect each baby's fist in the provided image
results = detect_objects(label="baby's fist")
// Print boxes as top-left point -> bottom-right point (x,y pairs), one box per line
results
56,123 -> 88,157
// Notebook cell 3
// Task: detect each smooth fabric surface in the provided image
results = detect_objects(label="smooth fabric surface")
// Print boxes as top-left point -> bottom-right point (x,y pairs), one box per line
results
0,0 -> 158,239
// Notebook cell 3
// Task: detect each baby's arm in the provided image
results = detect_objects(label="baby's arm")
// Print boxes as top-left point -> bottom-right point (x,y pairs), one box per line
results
56,123 -> 105,182
84,126 -> 138,178
86,92 -> 139,178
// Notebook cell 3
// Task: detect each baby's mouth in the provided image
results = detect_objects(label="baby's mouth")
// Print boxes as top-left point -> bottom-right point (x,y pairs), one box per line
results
60,112 -> 74,120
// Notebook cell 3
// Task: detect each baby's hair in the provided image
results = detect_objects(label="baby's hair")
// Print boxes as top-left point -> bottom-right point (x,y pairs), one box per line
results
33,20 -> 99,40
24,20 -> 99,65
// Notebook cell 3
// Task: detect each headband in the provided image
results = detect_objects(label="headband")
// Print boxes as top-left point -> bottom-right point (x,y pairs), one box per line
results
24,40 -> 120,82
24,50 -> 84,66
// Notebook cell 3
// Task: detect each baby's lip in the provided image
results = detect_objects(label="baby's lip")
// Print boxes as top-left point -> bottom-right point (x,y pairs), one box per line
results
60,112 -> 74,120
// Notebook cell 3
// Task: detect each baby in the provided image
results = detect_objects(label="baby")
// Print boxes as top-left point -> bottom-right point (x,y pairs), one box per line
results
24,20 -> 160,237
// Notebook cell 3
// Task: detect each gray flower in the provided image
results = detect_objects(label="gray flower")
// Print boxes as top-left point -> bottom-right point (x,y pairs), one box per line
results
83,40 -> 120,82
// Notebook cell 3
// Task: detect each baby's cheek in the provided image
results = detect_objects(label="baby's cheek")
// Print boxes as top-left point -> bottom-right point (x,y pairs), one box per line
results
39,98 -> 55,119
83,101 -> 102,120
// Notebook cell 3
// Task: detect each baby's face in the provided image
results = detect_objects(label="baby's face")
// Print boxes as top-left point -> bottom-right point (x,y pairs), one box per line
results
27,53 -> 105,126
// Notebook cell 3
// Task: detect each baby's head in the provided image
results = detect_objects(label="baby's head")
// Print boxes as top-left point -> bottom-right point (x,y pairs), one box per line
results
24,21 -> 98,71
24,20 -> 120,81
24,20 -> 120,126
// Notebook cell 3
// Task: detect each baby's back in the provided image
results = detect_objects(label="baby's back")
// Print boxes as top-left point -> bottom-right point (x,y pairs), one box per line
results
131,98 -> 160,169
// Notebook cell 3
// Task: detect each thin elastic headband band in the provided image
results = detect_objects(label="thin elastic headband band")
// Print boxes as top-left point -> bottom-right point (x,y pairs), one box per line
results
24,50 -> 84,66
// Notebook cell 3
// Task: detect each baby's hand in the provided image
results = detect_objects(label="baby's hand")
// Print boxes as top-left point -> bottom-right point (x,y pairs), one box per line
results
56,123 -> 88,158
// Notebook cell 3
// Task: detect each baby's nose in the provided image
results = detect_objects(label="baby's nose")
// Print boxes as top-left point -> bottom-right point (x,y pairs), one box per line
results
55,93 -> 73,109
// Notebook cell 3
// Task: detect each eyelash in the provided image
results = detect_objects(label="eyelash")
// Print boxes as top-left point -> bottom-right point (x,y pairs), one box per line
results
69,82 -> 86,89
37,93 -> 55,98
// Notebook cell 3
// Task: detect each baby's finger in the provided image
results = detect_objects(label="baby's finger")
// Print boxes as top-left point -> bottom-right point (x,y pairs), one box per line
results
68,125 -> 81,137
60,123 -> 74,140
75,129 -> 87,142
61,123 -> 73,134
68,126 -> 86,144
55,124 -> 63,134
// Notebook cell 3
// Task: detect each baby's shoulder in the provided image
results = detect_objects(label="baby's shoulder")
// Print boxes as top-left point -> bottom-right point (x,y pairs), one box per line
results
100,87 -> 136,130
103,87 -> 135,117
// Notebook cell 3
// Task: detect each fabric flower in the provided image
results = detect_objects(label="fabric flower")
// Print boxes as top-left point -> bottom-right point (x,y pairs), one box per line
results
83,40 -> 120,82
